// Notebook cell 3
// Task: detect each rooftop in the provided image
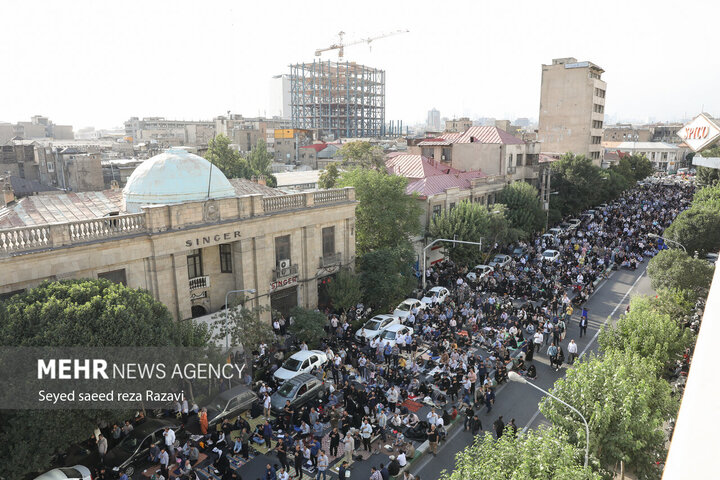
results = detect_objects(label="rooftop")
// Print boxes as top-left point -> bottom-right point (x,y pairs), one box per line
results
615,142 -> 680,150
418,126 -> 525,146
385,154 -> 487,198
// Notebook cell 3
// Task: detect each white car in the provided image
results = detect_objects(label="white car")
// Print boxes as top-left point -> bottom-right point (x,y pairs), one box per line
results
541,249 -> 561,262
548,227 -> 563,237
273,349 -> 328,383
420,286 -> 450,305
568,218 -> 582,230
34,466 -> 92,480
489,254 -> 511,269
466,264 -> 494,282
393,298 -> 425,319
355,314 -> 402,340
378,324 -> 414,348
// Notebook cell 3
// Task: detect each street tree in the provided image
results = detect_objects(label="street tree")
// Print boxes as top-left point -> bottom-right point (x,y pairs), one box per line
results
549,153 -> 605,216
338,141 -> 385,169
693,182 -> 720,210
599,295 -> 694,374
205,134 -> 250,179
318,163 -> 340,189
358,245 -> 416,312
338,168 -> 421,255
498,181 -> 545,238
327,268 -> 362,313
430,201 -> 519,266
647,249 -> 714,296
695,145 -> 720,186
539,350 -> 675,480
623,153 -> 654,181
288,307 -> 327,348
214,299 -> 275,356
0,279 -> 210,478
663,206 -> 720,256
245,139 -> 277,187
439,427 -> 601,480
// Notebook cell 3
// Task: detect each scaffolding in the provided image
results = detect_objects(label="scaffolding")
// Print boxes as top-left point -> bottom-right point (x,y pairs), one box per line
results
290,60 -> 385,139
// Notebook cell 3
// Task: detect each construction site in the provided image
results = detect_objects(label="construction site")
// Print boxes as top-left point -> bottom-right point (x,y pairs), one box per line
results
289,60 -> 385,139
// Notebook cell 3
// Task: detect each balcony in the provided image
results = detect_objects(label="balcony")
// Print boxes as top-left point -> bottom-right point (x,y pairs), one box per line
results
506,166 -> 517,174
319,252 -> 342,268
188,275 -> 210,291
272,264 -> 299,281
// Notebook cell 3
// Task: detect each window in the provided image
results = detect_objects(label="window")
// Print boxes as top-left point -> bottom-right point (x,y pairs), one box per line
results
591,136 -> 601,145
98,269 -> 127,285
275,235 -> 291,266
432,205 -> 442,216
593,104 -> 604,114
449,202 -> 456,211
187,249 -> 203,279
219,244 -> 232,273
322,226 -> 335,257
592,120 -> 603,129
594,88 -> 606,98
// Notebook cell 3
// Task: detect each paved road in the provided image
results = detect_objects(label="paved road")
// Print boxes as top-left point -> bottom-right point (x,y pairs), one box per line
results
410,265 -> 655,480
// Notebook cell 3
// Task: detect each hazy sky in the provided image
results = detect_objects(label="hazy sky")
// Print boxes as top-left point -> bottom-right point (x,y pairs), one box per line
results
2,0 -> 718,130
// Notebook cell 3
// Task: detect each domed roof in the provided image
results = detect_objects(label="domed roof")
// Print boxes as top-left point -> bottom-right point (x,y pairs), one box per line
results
123,148 -> 236,212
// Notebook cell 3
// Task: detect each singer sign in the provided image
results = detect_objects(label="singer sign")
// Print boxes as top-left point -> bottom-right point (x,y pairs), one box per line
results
677,113 -> 720,152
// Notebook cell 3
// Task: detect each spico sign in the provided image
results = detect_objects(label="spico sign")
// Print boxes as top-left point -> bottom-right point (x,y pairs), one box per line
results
677,113 -> 720,152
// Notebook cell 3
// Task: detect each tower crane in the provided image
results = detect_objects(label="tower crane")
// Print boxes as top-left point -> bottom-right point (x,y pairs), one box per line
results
314,29 -> 409,60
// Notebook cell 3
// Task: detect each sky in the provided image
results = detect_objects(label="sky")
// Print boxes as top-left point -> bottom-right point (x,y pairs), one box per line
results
1,0 -> 718,130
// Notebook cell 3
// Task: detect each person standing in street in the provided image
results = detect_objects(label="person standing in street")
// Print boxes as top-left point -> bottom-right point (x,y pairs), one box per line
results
360,419 -> 373,451
579,315 -> 588,338
343,430 -> 355,463
316,450 -> 329,480
329,427 -> 341,457
493,416 -> 505,439
567,339 -> 578,364
426,425 -> 439,456
96,434 -> 107,462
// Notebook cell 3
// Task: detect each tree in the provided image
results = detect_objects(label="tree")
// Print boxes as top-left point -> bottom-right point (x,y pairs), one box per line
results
663,206 -> 720,256
695,145 -> 720,186
429,202 -> 519,266
693,183 -> 720,210
623,153 -> 655,181
498,181 -> 545,238
603,163 -> 634,200
358,245 -> 416,312
599,295 -> 694,373
327,268 -> 362,313
0,279 -> 210,477
540,350 -> 675,480
246,139 -> 277,187
439,427 -> 601,480
337,168 -> 422,255
214,299 -> 275,355
205,134 -> 250,179
550,154 -> 606,216
318,163 -> 340,189
288,307 -> 327,347
647,249 -> 714,296
338,141 -> 385,169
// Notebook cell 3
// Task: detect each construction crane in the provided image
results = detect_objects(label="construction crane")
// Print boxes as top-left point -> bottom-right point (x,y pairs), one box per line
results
314,29 -> 409,60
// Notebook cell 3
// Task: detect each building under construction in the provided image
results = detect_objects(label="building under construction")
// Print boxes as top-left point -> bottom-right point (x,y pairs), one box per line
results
290,60 -> 385,139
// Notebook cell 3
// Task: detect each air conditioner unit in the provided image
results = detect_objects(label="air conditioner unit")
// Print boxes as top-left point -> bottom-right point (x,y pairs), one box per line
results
441,155 -> 446,160
279,259 -> 291,270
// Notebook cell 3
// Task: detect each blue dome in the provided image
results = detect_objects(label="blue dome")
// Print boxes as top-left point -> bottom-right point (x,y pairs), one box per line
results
123,148 -> 235,212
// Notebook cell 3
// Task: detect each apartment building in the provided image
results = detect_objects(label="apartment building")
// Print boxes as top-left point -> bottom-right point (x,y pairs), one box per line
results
538,57 -> 607,164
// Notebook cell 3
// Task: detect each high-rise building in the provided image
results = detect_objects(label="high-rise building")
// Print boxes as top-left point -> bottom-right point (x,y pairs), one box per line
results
270,74 -> 292,119
290,60 -> 385,139
427,108 -> 441,131
538,57 -> 606,164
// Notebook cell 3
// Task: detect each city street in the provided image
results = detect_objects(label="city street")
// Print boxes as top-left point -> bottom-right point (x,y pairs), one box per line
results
410,264 -> 655,479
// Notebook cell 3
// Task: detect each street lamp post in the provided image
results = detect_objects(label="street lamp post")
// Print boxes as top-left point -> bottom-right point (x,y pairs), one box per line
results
422,238 -> 482,290
508,371 -> 590,468
223,289 -> 257,350
647,233 -> 687,253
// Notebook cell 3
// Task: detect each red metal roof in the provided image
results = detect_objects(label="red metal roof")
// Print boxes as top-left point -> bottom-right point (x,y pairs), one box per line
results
418,126 -> 524,146
299,143 -> 328,152
405,170 -> 487,198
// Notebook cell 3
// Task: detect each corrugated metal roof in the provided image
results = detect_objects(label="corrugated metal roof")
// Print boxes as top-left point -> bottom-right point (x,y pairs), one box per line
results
0,190 -> 125,228
405,170 -> 487,198
228,178 -> 285,197
417,127 -> 524,146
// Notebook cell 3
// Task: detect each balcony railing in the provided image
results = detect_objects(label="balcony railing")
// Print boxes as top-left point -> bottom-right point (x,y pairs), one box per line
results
189,275 -> 210,290
272,264 -> 299,281
263,194 -> 306,213
319,252 -> 342,268
313,189 -> 349,205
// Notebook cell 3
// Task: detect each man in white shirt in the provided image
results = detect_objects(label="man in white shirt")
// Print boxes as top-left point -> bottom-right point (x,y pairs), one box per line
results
263,392 -> 272,419
426,409 -> 438,426
533,331 -> 544,352
397,451 -> 407,467
163,427 -> 175,457
567,339 -> 578,364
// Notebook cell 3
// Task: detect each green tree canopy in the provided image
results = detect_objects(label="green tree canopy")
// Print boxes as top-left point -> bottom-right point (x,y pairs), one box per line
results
599,295 -> 694,373
549,154 -> 606,216
429,201 -> 519,266
245,139 -> 277,187
288,307 -> 326,348
647,249 -> 714,296
663,206 -> 720,256
695,145 -> 720,186
337,168 -> 422,255
439,427 -> 601,480
540,350 -> 675,480
623,153 -> 655,181
214,299 -> 275,353
498,181 -> 545,238
693,182 -> 720,210
338,141 -> 385,169
358,245 -> 416,312
318,163 -> 340,189
205,134 -> 250,179
327,268 -> 362,313
0,279 -> 209,477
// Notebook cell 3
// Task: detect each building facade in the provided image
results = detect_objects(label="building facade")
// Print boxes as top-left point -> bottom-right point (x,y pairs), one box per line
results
538,57 -> 606,164
124,117 -> 216,147
0,149 -> 356,321
445,118 -> 472,133
427,109 -> 441,131
613,141 -> 681,172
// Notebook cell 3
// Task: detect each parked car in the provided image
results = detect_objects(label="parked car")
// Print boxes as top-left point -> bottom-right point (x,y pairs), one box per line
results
393,298 -> 425,319
466,264 -> 494,282
567,218 -> 582,230
377,324 -> 414,347
558,221 -> 571,232
104,419 -> 183,476
541,233 -> 556,244
273,350 -> 329,383
541,249 -> 561,262
489,254 -> 511,269
270,373 -> 325,413
355,315 -> 402,340
511,246 -> 528,259
547,227 -> 563,237
34,466 -> 92,480
206,384 -> 257,426
420,286 -> 450,305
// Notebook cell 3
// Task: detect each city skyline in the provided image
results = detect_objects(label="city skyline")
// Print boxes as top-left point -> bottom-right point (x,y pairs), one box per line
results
1,0 -> 718,130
